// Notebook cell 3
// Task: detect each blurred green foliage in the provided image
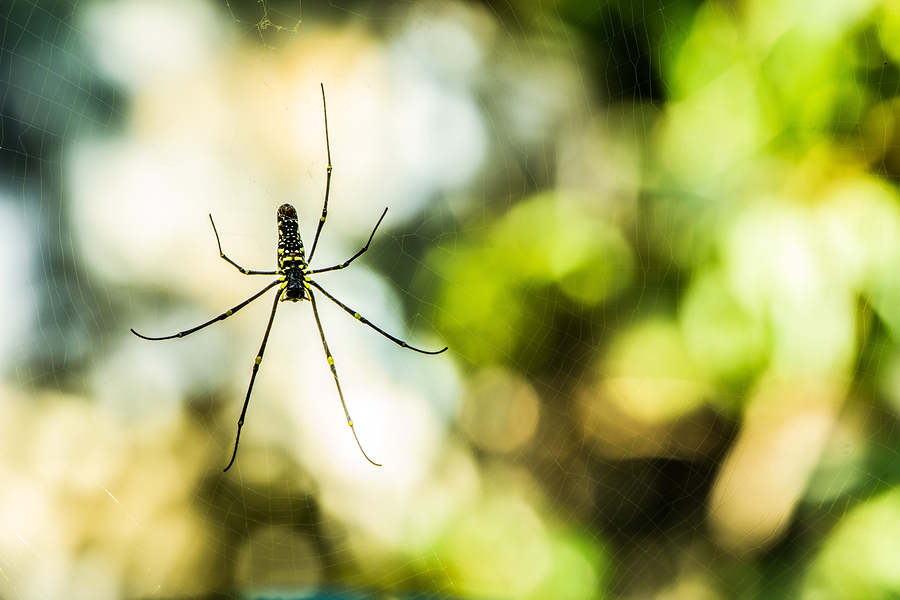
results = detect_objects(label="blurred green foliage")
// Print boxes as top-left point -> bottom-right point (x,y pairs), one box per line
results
803,487 -> 900,599
429,193 -> 633,369
432,0 -> 900,596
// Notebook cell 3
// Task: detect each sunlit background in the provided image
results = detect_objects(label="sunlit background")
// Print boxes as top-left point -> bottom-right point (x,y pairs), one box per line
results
3,0 -> 900,598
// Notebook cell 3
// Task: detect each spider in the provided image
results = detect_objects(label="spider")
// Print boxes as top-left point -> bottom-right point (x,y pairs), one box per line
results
131,84 -> 448,472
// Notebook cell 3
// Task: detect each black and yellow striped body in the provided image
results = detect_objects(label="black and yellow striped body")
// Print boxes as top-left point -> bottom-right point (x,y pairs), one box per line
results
131,85 -> 447,472
277,204 -> 309,302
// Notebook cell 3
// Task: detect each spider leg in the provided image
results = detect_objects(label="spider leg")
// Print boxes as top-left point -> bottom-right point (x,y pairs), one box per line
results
307,279 -> 448,355
307,83 -> 333,264
210,214 -> 279,276
308,287 -> 382,467
131,279 -> 281,340
224,287 -> 285,472
308,207 -> 388,275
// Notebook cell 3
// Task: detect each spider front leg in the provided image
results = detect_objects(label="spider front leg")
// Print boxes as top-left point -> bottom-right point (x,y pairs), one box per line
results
130,278 -> 286,471
210,214 -> 279,276
223,287 -> 285,472
308,288 -> 382,467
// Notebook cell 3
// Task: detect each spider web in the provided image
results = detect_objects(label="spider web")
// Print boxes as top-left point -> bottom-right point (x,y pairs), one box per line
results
2,0 -> 900,599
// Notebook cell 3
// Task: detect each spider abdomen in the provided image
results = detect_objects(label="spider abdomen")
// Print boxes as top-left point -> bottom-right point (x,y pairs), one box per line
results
277,204 -> 309,302
277,203 -> 306,270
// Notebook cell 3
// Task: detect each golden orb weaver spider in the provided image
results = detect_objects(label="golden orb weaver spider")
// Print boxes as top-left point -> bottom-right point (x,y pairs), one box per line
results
131,84 -> 448,472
